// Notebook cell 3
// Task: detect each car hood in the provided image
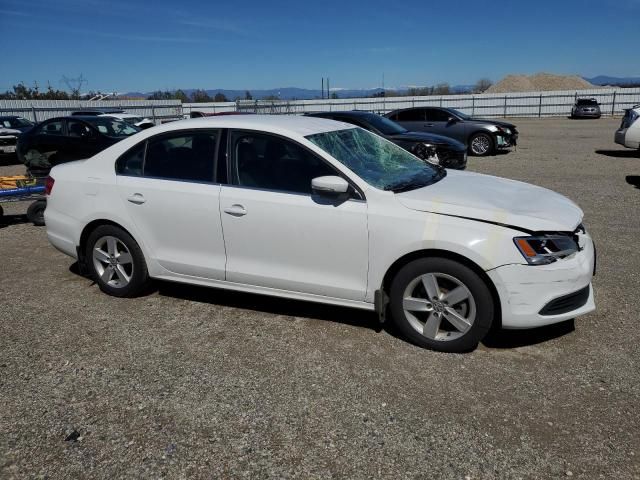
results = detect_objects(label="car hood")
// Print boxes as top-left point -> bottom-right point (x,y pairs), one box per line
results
468,118 -> 517,129
395,170 -> 583,232
0,127 -> 22,136
388,131 -> 466,150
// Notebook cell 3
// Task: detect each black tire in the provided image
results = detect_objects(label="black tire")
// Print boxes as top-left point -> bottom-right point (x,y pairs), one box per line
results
26,200 -> 46,226
389,257 -> 494,353
85,224 -> 150,297
468,132 -> 494,157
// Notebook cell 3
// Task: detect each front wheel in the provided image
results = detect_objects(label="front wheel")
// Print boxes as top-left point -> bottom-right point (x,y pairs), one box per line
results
85,225 -> 150,297
389,257 -> 494,352
469,133 -> 494,156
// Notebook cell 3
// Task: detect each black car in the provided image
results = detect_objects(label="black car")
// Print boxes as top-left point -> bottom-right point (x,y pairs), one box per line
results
305,111 -> 467,169
0,115 -> 36,133
571,98 -> 601,119
17,116 -> 139,176
385,107 -> 518,156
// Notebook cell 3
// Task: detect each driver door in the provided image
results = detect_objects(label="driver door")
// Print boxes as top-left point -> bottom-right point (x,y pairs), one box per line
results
219,130 -> 369,301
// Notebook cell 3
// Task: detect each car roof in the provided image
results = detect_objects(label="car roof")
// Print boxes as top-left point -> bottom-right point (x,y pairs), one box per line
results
309,110 -> 374,118
147,114 -> 355,137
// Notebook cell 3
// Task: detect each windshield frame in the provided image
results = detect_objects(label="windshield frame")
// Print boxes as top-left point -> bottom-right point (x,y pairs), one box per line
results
306,127 -> 446,193
359,113 -> 408,136
446,108 -> 471,120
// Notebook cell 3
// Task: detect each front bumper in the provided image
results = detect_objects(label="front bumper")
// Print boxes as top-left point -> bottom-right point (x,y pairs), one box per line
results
437,148 -> 467,170
495,133 -> 518,150
487,233 -> 595,329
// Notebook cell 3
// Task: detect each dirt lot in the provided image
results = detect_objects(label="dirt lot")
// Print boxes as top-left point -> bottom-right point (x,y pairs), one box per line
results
1,117 -> 639,479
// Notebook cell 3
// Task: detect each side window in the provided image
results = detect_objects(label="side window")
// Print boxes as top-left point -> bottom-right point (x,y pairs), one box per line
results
387,112 -> 398,121
231,131 -> 336,194
427,109 -> 451,122
116,142 -> 145,176
396,109 -> 426,122
40,120 -> 64,136
144,131 -> 217,182
67,120 -> 92,138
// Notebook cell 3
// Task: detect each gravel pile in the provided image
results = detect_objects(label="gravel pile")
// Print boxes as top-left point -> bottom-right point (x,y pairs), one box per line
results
487,73 -> 596,93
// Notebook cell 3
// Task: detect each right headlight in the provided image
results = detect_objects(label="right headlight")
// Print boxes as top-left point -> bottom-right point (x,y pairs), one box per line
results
513,235 -> 579,265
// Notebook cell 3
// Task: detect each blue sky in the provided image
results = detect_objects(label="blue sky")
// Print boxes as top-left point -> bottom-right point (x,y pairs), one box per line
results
0,0 -> 637,93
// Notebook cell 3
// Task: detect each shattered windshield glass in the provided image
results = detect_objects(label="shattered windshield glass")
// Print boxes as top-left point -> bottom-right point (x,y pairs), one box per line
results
306,127 -> 445,192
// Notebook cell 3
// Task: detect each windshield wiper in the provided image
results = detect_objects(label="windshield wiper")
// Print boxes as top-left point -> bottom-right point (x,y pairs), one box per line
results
384,168 -> 447,193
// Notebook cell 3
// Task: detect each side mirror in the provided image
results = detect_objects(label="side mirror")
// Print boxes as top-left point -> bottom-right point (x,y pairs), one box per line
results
447,116 -> 458,123
311,175 -> 350,195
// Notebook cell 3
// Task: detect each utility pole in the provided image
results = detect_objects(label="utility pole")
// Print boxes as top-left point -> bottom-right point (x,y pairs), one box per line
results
327,78 -> 330,99
321,78 -> 324,99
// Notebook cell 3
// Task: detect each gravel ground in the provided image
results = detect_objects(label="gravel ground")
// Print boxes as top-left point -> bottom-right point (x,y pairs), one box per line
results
1,117 -> 639,479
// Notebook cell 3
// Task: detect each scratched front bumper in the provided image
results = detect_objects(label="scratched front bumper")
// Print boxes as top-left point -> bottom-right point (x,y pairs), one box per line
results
487,233 -> 596,329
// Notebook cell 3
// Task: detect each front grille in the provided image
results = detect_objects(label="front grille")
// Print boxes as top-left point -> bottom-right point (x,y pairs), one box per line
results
437,148 -> 467,169
0,136 -> 17,146
539,285 -> 590,316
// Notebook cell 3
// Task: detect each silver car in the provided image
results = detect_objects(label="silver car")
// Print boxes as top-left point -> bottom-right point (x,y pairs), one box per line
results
571,98 -> 601,119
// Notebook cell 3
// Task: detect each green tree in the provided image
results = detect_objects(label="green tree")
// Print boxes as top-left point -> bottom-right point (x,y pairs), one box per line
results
174,89 -> 189,103
191,89 -> 213,103
213,92 -> 228,102
244,90 -> 253,100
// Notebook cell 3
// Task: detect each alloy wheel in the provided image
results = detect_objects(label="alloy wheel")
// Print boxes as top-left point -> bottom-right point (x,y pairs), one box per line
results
471,135 -> 491,155
402,272 -> 476,341
92,236 -> 134,288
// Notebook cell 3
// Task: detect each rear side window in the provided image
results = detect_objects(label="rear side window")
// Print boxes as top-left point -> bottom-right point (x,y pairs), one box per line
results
116,131 -> 218,182
39,120 -> 64,136
395,109 -> 426,122
144,132 -> 218,182
117,143 -> 145,176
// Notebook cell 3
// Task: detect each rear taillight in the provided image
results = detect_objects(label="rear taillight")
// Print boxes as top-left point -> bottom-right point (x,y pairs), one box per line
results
44,176 -> 55,195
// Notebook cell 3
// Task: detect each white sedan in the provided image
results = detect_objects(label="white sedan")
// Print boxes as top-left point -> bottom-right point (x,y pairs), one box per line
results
44,115 -> 595,352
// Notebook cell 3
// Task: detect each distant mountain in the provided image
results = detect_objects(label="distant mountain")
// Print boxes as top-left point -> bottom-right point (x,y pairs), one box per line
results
121,85 -> 475,101
584,75 -> 640,86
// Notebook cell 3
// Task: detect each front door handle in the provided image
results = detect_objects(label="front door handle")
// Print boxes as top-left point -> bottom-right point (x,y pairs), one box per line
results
224,204 -> 247,217
127,193 -> 146,205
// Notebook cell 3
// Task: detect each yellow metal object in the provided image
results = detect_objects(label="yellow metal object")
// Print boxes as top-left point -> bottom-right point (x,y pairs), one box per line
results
0,175 -> 36,190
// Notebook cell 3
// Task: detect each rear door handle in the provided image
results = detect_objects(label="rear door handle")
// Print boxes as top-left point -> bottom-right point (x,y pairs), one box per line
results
224,204 -> 247,217
127,193 -> 146,205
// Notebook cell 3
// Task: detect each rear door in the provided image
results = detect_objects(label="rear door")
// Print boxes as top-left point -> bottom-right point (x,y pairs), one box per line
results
391,108 -> 427,132
65,119 -> 100,160
116,129 -> 227,279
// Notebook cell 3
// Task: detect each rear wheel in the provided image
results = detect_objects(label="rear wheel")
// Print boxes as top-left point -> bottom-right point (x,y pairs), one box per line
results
469,132 -> 494,156
85,225 -> 150,297
389,257 -> 494,352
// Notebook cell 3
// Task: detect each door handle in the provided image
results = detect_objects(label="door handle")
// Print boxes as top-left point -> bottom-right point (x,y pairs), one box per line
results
424,123 -> 434,127
127,193 -> 146,205
224,204 -> 247,217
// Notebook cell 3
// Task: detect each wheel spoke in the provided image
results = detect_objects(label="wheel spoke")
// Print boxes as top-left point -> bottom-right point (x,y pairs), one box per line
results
421,274 -> 441,300
106,237 -> 117,255
101,265 -> 114,283
117,252 -> 132,265
93,248 -> 110,263
403,297 -> 431,312
443,307 -> 472,332
115,264 -> 130,283
423,313 -> 441,339
443,286 -> 469,306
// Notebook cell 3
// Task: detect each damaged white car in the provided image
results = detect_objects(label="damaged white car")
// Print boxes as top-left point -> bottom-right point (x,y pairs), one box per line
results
44,115 -> 595,352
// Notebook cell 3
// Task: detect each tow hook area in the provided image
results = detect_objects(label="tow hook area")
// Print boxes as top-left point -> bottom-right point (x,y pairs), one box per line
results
374,289 -> 390,324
